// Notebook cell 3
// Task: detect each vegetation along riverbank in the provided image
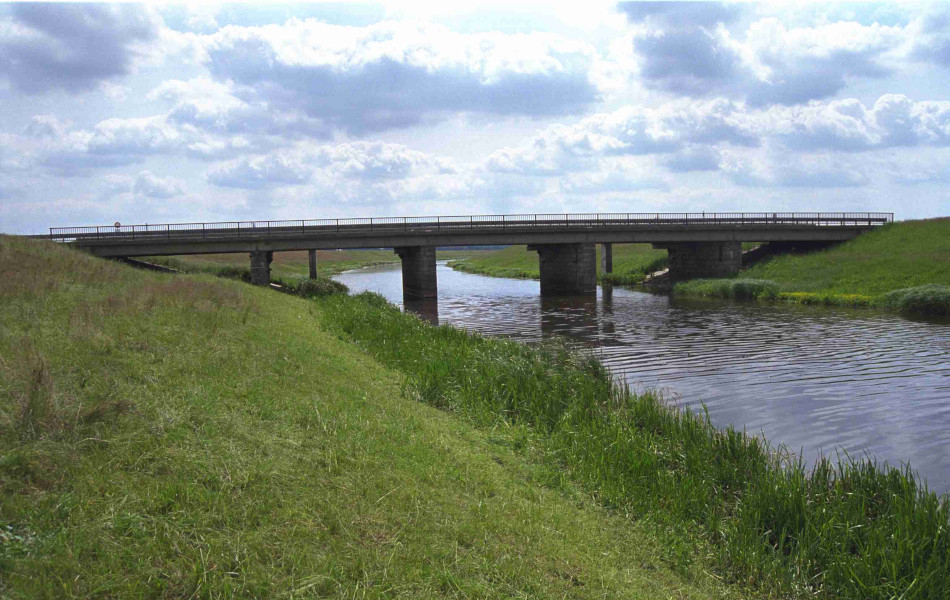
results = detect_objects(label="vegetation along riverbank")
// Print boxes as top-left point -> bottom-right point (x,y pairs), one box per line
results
4,235 -> 949,599
674,218 -> 950,316
0,236 -> 742,599
448,243 -> 668,285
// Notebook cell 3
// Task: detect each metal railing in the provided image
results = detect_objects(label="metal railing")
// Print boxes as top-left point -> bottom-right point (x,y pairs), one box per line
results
47,212 -> 894,243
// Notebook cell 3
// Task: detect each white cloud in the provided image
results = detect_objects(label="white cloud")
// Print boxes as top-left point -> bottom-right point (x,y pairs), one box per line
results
133,171 -> 186,199
200,19 -> 600,134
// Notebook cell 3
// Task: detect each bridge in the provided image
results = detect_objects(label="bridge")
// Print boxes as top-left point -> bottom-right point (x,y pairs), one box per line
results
46,212 -> 892,300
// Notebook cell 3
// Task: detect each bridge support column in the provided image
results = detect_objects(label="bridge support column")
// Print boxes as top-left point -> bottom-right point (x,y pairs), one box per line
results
308,249 -> 318,279
528,243 -> 596,296
249,250 -> 273,286
600,243 -> 613,274
657,241 -> 741,281
394,246 -> 437,300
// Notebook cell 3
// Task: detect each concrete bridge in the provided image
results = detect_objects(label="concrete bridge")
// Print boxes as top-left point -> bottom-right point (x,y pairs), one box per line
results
47,212 -> 892,301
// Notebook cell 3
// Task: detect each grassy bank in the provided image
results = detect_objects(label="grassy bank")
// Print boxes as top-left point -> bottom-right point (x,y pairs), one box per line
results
5,237 -> 949,599
149,248 -> 488,281
0,236 -> 742,599
674,218 -> 950,316
320,291 -> 950,600
448,244 -> 667,285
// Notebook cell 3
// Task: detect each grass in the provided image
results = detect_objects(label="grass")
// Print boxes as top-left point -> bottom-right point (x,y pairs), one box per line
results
149,248 -> 488,281
674,219 -> 950,315
317,290 -> 950,600
0,235 -> 745,599
5,236 -> 949,599
448,244 -> 668,285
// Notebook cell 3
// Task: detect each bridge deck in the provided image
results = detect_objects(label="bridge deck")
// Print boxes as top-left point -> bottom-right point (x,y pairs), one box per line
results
43,212 -> 893,257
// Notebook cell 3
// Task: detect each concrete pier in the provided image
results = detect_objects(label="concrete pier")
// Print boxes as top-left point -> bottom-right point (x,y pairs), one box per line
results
600,243 -> 613,274
250,250 -> 273,286
394,245 -> 437,300
528,243 -> 597,296
308,249 -> 318,279
658,241 -> 741,281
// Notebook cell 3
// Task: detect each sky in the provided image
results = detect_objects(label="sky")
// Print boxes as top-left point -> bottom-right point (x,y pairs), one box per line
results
1,1 -> 949,234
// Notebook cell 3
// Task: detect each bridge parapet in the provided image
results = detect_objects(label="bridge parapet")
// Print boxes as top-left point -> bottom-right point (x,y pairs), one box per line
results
46,212 -> 893,244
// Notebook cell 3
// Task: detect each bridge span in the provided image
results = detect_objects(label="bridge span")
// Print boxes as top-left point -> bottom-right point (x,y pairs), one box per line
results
47,212 -> 892,300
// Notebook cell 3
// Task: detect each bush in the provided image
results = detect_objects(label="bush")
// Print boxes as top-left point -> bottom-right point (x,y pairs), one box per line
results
882,284 -> 950,317
214,266 -> 252,282
674,278 -> 779,300
284,277 -> 349,298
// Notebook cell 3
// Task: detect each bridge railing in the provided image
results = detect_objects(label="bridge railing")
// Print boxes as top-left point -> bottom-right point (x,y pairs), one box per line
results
47,212 -> 894,242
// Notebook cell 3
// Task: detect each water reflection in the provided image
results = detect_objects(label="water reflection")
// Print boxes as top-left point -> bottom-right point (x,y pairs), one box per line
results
540,295 -> 598,340
336,262 -> 950,492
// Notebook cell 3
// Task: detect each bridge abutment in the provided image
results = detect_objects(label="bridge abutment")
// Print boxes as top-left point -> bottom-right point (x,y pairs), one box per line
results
657,241 -> 741,281
308,249 -> 318,279
395,245 -> 437,300
601,243 -> 613,274
250,250 -> 273,286
528,243 -> 597,296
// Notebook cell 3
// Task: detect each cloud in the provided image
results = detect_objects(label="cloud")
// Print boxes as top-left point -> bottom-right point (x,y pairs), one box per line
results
620,3 -> 903,106
484,98 -> 757,175
133,171 -> 185,199
205,141 -> 451,190
910,8 -> 950,67
201,19 -> 600,135
662,145 -> 721,172
0,4 -> 160,94
206,151 -> 312,189
618,2 -> 741,28
720,150 -> 869,188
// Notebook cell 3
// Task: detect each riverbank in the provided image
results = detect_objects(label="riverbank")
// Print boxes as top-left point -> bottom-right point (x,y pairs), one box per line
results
0,236 -> 742,599
4,237 -> 949,599
448,244 -> 667,285
674,218 -> 950,316
149,248 -> 489,281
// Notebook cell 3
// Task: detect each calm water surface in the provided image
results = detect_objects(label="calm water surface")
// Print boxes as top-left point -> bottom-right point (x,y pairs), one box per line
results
336,262 -> 950,492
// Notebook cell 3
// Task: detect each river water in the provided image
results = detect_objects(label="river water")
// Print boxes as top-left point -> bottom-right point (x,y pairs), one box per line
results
335,262 -> 950,493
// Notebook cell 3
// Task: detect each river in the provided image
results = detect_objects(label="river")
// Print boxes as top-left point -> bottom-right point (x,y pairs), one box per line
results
335,261 -> 950,493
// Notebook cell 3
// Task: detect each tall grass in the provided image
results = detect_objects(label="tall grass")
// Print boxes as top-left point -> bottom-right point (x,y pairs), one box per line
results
881,284 -> 950,317
319,292 -> 950,599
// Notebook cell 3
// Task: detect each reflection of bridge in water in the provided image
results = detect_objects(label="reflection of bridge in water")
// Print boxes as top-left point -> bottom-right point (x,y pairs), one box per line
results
45,212 -> 891,303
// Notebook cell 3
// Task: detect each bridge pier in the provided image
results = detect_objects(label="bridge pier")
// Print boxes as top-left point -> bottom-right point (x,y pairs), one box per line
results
308,249 -> 318,279
250,250 -> 273,286
656,241 -> 741,281
394,245 -> 437,300
528,243 -> 597,296
600,243 -> 613,274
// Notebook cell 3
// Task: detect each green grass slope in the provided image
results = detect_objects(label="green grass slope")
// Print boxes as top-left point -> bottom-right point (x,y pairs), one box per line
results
0,236 -> 740,599
675,219 -> 950,314
449,244 -> 667,284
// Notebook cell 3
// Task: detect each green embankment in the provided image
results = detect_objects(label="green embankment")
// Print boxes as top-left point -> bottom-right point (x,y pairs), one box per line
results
151,248 -> 488,281
449,244 -> 667,285
675,218 -> 950,315
4,237 -> 949,599
0,236 -> 740,599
